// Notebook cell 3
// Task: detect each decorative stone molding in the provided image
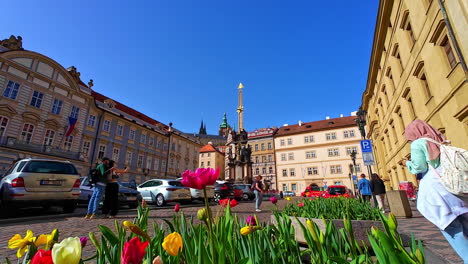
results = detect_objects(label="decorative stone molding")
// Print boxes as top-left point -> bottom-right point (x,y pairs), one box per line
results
44,118 -> 61,130
21,111 -> 41,124
0,35 -> 23,50
0,104 -> 17,116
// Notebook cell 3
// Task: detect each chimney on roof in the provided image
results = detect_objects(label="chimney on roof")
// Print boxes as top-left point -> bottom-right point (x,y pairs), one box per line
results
283,124 -> 289,127
350,111 -> 357,116
326,116 -> 330,120
208,141 -> 213,145
340,114 -> 343,117
298,120 -> 303,126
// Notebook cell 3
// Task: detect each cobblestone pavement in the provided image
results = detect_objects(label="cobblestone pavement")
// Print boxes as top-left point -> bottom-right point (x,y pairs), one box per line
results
0,199 -> 461,263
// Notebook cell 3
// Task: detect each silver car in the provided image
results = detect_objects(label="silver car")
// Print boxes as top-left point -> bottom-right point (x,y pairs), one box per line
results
176,177 -> 215,201
0,158 -> 81,213
137,179 -> 191,207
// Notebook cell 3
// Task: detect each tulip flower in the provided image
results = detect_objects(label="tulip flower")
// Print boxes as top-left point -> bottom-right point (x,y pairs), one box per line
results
219,198 -> 238,208
31,249 -> 53,264
79,237 -> 89,248
123,221 -> 150,241
8,230 -> 34,258
240,226 -> 261,236
270,196 -> 278,204
121,237 -> 149,264
162,232 -> 183,256
285,197 -> 291,201
297,202 -> 304,207
153,256 -> 163,264
246,216 -> 256,226
197,208 -> 208,221
52,237 -> 82,264
141,199 -> 147,208
174,203 -> 180,213
181,168 -> 219,189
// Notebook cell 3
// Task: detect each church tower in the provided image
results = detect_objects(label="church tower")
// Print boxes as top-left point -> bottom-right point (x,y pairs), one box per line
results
199,120 -> 207,135
219,113 -> 230,137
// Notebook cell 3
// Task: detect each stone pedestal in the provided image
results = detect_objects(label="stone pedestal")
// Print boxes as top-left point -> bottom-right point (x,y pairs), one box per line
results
387,190 -> 412,218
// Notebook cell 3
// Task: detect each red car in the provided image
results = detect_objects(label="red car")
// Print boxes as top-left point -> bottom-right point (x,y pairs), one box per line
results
301,185 -> 324,198
321,185 -> 352,198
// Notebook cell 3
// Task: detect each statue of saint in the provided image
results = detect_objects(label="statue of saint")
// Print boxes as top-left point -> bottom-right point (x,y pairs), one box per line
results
240,129 -> 248,142
245,144 -> 252,162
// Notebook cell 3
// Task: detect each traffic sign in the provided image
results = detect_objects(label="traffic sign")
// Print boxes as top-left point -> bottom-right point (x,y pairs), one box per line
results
363,152 -> 375,166
360,140 -> 373,153
352,175 -> 357,180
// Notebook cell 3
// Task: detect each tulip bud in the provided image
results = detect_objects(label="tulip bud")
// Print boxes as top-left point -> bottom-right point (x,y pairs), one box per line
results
197,208 -> 207,221
123,221 -> 150,241
371,226 -> 378,238
415,248 -> 424,263
174,203 -> 180,213
285,197 -> 291,201
388,213 -> 398,231
153,256 -> 163,264
89,232 -> 100,249
240,226 -> 261,236
141,199 -> 147,208
344,217 -> 352,232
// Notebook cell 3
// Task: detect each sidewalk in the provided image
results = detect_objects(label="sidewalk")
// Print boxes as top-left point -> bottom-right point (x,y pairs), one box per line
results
397,202 -> 462,264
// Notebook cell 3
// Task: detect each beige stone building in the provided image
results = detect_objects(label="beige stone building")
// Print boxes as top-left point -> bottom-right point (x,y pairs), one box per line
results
167,129 -> 202,178
248,128 -> 278,190
361,0 -> 468,189
199,143 -> 225,178
275,116 -> 365,193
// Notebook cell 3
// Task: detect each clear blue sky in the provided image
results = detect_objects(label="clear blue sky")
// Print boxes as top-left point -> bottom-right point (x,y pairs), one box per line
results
3,0 -> 378,134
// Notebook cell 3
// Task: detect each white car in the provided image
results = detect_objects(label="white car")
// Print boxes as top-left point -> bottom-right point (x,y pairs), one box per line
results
177,178 -> 215,201
137,179 -> 191,207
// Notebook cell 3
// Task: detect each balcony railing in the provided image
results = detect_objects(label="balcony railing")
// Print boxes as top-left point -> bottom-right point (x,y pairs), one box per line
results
0,137 -> 85,161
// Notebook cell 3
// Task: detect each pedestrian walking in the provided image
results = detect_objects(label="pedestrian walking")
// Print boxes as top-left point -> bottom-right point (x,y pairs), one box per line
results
102,161 -> 127,218
85,157 -> 110,219
357,174 -> 372,202
401,119 -> 468,263
252,175 -> 264,212
370,173 -> 386,212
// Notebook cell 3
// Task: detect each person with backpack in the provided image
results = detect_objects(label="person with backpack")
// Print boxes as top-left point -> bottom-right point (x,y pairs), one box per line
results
357,174 -> 372,202
253,175 -> 264,212
401,120 -> 468,262
370,173 -> 386,212
84,157 -> 111,219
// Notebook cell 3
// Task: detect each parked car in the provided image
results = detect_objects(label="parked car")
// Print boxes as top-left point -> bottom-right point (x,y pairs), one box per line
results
78,177 -> 140,208
282,191 -> 296,197
177,177 -> 215,201
119,180 -> 137,190
137,179 -> 191,206
262,190 -> 280,200
321,185 -> 352,198
301,185 -> 324,198
0,158 -> 80,214
214,181 -> 243,202
234,184 -> 255,200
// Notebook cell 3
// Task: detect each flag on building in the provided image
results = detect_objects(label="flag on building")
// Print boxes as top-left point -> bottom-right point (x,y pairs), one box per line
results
65,116 -> 78,137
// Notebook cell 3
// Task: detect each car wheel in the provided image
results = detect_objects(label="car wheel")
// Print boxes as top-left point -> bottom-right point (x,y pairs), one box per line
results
63,201 -> 77,213
242,193 -> 249,200
213,193 -> 221,202
156,194 -> 165,207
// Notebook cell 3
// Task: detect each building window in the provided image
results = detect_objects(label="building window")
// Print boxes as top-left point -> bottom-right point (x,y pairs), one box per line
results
112,148 -> 120,161
98,145 -> 106,159
280,139 -> 285,146
207,161 -> 211,167
344,130 -> 355,138
304,136 -> 309,143
87,115 -> 96,126
149,137 -> 154,146
291,184 -> 297,191
255,168 -> 260,175
346,147 -> 358,155
255,144 -> 259,151
287,138 -> 293,145
313,167 -> 318,175
269,167 -> 273,174
146,157 -> 152,169
207,153 -> 211,157
43,129 -> 55,146
441,36 -> 457,69
154,159 -> 159,171
281,153 -> 286,161
262,156 -> 266,162
63,136 -> 73,151
282,169 -> 287,177
30,91 -> 44,108
20,123 -> 34,143
137,155 -> 144,168
0,116 -> 8,137
392,44 -> 404,72
305,151 -> 316,159
336,165 -> 342,174
261,143 -> 265,150
268,155 -> 273,162
307,167 -> 313,175
103,120 -> 111,132
330,165 -> 342,174
82,141 -> 91,156
262,167 -> 266,174
328,148 -> 339,157
288,153 -> 294,160
157,140 -> 162,149
326,132 -> 337,141
290,168 -> 295,176
330,166 -> 336,174
3,81 -> 20,100
349,130 -> 355,137
51,99 -> 63,115
401,11 -> 416,46
161,160 -> 166,170
282,184 -> 288,191
129,129 -> 135,140
70,106 -> 80,119
141,134 -> 147,144
255,156 -> 259,163
355,164 -> 361,173
268,142 -> 272,149
201,161 -> 204,168
171,143 -> 176,151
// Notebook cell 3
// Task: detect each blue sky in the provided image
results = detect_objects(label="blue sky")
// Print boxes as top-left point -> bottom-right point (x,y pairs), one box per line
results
3,0 -> 378,134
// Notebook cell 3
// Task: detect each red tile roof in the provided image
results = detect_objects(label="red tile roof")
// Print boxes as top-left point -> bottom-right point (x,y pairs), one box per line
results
199,144 -> 224,154
276,116 -> 357,136
91,91 -> 169,130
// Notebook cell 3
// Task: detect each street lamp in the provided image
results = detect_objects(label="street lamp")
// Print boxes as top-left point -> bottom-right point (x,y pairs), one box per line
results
349,150 -> 357,192
356,107 -> 367,139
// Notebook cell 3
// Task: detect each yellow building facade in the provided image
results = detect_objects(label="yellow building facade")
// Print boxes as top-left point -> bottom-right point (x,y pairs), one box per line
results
199,143 -> 225,178
362,0 -> 468,189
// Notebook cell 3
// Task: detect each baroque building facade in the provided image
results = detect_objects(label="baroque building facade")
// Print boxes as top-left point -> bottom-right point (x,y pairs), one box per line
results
198,143 -> 225,179
248,128 -> 278,190
274,116 -> 364,193
361,0 -> 468,189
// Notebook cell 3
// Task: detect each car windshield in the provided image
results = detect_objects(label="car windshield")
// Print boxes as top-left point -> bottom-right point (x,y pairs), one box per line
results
328,187 -> 346,195
311,186 -> 321,191
119,182 -> 136,188
22,161 -> 78,174
168,181 -> 184,187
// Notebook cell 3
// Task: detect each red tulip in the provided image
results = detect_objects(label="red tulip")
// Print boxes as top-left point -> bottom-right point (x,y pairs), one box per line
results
219,198 -> 238,208
298,202 -> 304,207
174,203 -> 180,213
230,199 -> 238,208
270,196 -> 278,204
121,237 -> 149,264
181,168 -> 220,190
31,249 -> 53,264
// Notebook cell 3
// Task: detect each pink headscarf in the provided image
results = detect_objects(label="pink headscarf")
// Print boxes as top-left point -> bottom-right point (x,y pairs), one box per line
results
405,119 -> 446,161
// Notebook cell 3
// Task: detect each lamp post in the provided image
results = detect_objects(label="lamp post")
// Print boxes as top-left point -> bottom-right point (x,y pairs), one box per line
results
355,107 -> 373,177
350,150 -> 357,192
164,122 -> 173,178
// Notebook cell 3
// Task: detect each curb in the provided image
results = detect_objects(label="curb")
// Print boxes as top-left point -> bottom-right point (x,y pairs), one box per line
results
0,212 -> 82,225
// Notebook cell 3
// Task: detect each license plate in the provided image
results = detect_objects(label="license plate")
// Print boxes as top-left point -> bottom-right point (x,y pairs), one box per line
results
126,196 -> 136,201
40,180 -> 62,186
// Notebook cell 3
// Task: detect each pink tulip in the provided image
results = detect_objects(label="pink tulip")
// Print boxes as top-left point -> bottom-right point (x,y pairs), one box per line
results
181,168 -> 220,190
270,196 -> 278,204
298,202 -> 304,207
246,216 -> 256,226
174,203 -> 180,213
80,237 -> 89,248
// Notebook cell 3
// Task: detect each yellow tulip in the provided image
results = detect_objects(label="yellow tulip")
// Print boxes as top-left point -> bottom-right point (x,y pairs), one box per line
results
8,230 -> 34,258
285,197 -> 291,201
52,237 -> 82,264
162,232 -> 183,256
34,229 -> 58,249
123,221 -> 150,241
240,226 -> 261,236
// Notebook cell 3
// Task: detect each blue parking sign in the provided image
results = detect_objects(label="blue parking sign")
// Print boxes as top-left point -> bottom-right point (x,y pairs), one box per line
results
360,140 -> 373,153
